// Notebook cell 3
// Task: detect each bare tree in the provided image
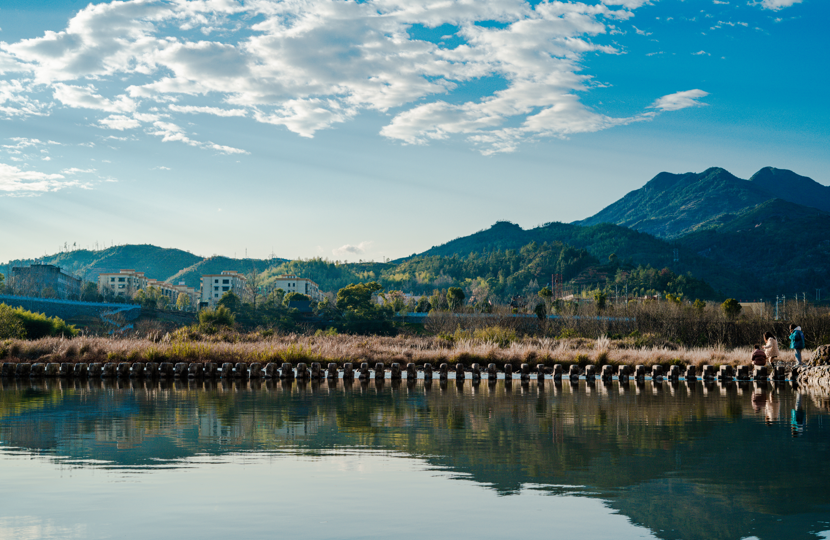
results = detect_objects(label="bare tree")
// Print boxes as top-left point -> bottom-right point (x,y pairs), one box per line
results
245,268 -> 263,311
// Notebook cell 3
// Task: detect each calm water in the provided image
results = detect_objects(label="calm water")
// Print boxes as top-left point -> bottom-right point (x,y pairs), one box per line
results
1,377 -> 829,540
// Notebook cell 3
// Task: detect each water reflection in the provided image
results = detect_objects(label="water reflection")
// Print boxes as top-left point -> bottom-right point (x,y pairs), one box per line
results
1,378 -> 829,540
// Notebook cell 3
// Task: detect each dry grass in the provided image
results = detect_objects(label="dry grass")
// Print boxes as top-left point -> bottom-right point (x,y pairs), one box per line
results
0,333 -> 803,369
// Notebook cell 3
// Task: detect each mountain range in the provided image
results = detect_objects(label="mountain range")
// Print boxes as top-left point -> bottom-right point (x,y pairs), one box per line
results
577,166 -> 830,238
3,166 -> 828,300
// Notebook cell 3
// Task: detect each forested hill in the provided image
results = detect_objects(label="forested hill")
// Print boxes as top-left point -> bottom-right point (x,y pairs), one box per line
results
168,257 -> 277,289
411,221 -> 754,298
677,199 -> 830,293
3,245 -> 286,288
255,244 -> 716,302
577,166 -> 830,238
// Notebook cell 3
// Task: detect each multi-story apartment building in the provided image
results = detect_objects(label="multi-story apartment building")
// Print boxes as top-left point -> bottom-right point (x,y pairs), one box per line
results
98,270 -> 199,308
147,279 -> 199,308
268,275 -> 323,302
200,271 -> 247,307
10,263 -> 82,299
98,270 -> 150,298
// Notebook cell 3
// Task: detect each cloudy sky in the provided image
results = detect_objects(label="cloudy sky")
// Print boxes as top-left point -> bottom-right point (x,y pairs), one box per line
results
1,0 -> 827,263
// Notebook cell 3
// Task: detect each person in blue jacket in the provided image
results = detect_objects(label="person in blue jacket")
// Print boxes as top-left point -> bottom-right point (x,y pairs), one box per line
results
789,324 -> 805,367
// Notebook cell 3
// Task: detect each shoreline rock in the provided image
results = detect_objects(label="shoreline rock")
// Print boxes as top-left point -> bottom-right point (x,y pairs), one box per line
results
795,365 -> 830,396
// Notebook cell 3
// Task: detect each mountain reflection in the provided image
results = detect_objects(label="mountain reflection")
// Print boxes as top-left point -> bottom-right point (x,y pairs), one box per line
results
1,378 -> 829,540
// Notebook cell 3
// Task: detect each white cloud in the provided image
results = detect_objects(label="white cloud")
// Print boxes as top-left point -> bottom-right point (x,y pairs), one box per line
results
648,89 -> 709,111
0,80 -> 48,117
751,0 -> 802,11
148,120 -> 248,154
692,50 -> 711,55
0,163 -> 81,195
168,104 -> 247,117
61,167 -> 96,174
602,0 -> 654,8
0,0 -> 702,154
52,83 -> 135,112
333,241 -> 373,256
99,115 -> 141,130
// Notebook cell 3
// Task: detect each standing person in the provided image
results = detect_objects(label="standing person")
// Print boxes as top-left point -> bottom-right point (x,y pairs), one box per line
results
763,331 -> 779,366
789,324 -> 805,367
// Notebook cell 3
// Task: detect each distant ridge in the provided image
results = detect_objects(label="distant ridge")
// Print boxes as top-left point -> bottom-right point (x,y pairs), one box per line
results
577,167 -> 830,238
3,245 -> 286,289
413,220 -> 755,297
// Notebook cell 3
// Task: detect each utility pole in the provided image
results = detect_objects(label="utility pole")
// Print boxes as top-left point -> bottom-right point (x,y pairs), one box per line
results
775,296 -> 779,320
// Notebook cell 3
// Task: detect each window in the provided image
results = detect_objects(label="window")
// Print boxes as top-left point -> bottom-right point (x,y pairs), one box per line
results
118,277 -> 125,282
214,286 -> 219,291
214,293 -> 219,298
118,285 -> 125,289
110,277 -> 115,282
223,279 -> 229,284
222,286 -> 230,292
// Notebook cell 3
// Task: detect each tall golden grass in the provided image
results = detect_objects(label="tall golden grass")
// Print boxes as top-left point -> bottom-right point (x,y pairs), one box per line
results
0,332 -> 803,369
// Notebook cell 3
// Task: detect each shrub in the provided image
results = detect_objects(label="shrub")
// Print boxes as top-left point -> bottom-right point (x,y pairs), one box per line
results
558,328 -> 579,339
472,326 -> 516,347
314,328 -> 339,337
0,303 -> 77,339
198,306 -> 235,332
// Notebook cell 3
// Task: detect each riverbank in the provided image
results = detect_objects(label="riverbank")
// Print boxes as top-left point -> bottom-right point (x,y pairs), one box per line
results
0,333 -> 804,369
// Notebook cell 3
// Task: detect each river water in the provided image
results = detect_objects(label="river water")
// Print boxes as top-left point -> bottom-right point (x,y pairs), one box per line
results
0,377 -> 828,540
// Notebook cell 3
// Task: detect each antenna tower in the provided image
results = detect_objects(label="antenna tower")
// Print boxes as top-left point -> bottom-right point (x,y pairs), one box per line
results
552,273 -> 563,300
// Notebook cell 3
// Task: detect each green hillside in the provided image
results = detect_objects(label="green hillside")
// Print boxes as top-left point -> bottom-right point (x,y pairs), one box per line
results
576,167 -> 772,238
167,256 -> 281,289
749,167 -> 830,212
259,259 -> 392,293
413,221 -> 753,298
578,166 -> 830,239
677,199 -> 830,293
4,245 -> 202,284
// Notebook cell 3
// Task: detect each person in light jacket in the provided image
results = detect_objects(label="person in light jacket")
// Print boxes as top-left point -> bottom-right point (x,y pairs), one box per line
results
789,324 -> 805,366
763,331 -> 779,365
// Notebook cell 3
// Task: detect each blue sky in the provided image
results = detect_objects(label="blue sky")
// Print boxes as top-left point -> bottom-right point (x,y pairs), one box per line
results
1,0 -> 827,263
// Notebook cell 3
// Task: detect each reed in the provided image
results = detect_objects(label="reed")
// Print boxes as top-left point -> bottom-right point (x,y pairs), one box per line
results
0,332 -> 802,369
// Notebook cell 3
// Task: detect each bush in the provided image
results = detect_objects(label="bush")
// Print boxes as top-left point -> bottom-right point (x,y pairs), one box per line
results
198,306 -> 235,332
0,303 -> 77,339
472,326 -> 517,347
0,306 -> 26,339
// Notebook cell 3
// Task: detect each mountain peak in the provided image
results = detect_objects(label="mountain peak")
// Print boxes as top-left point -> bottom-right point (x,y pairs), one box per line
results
575,166 -> 830,239
749,167 -> 830,212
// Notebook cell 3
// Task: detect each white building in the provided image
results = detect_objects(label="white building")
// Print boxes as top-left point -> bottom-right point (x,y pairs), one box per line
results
200,271 -> 247,307
269,275 -> 323,302
98,269 -> 198,308
98,270 -> 150,298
